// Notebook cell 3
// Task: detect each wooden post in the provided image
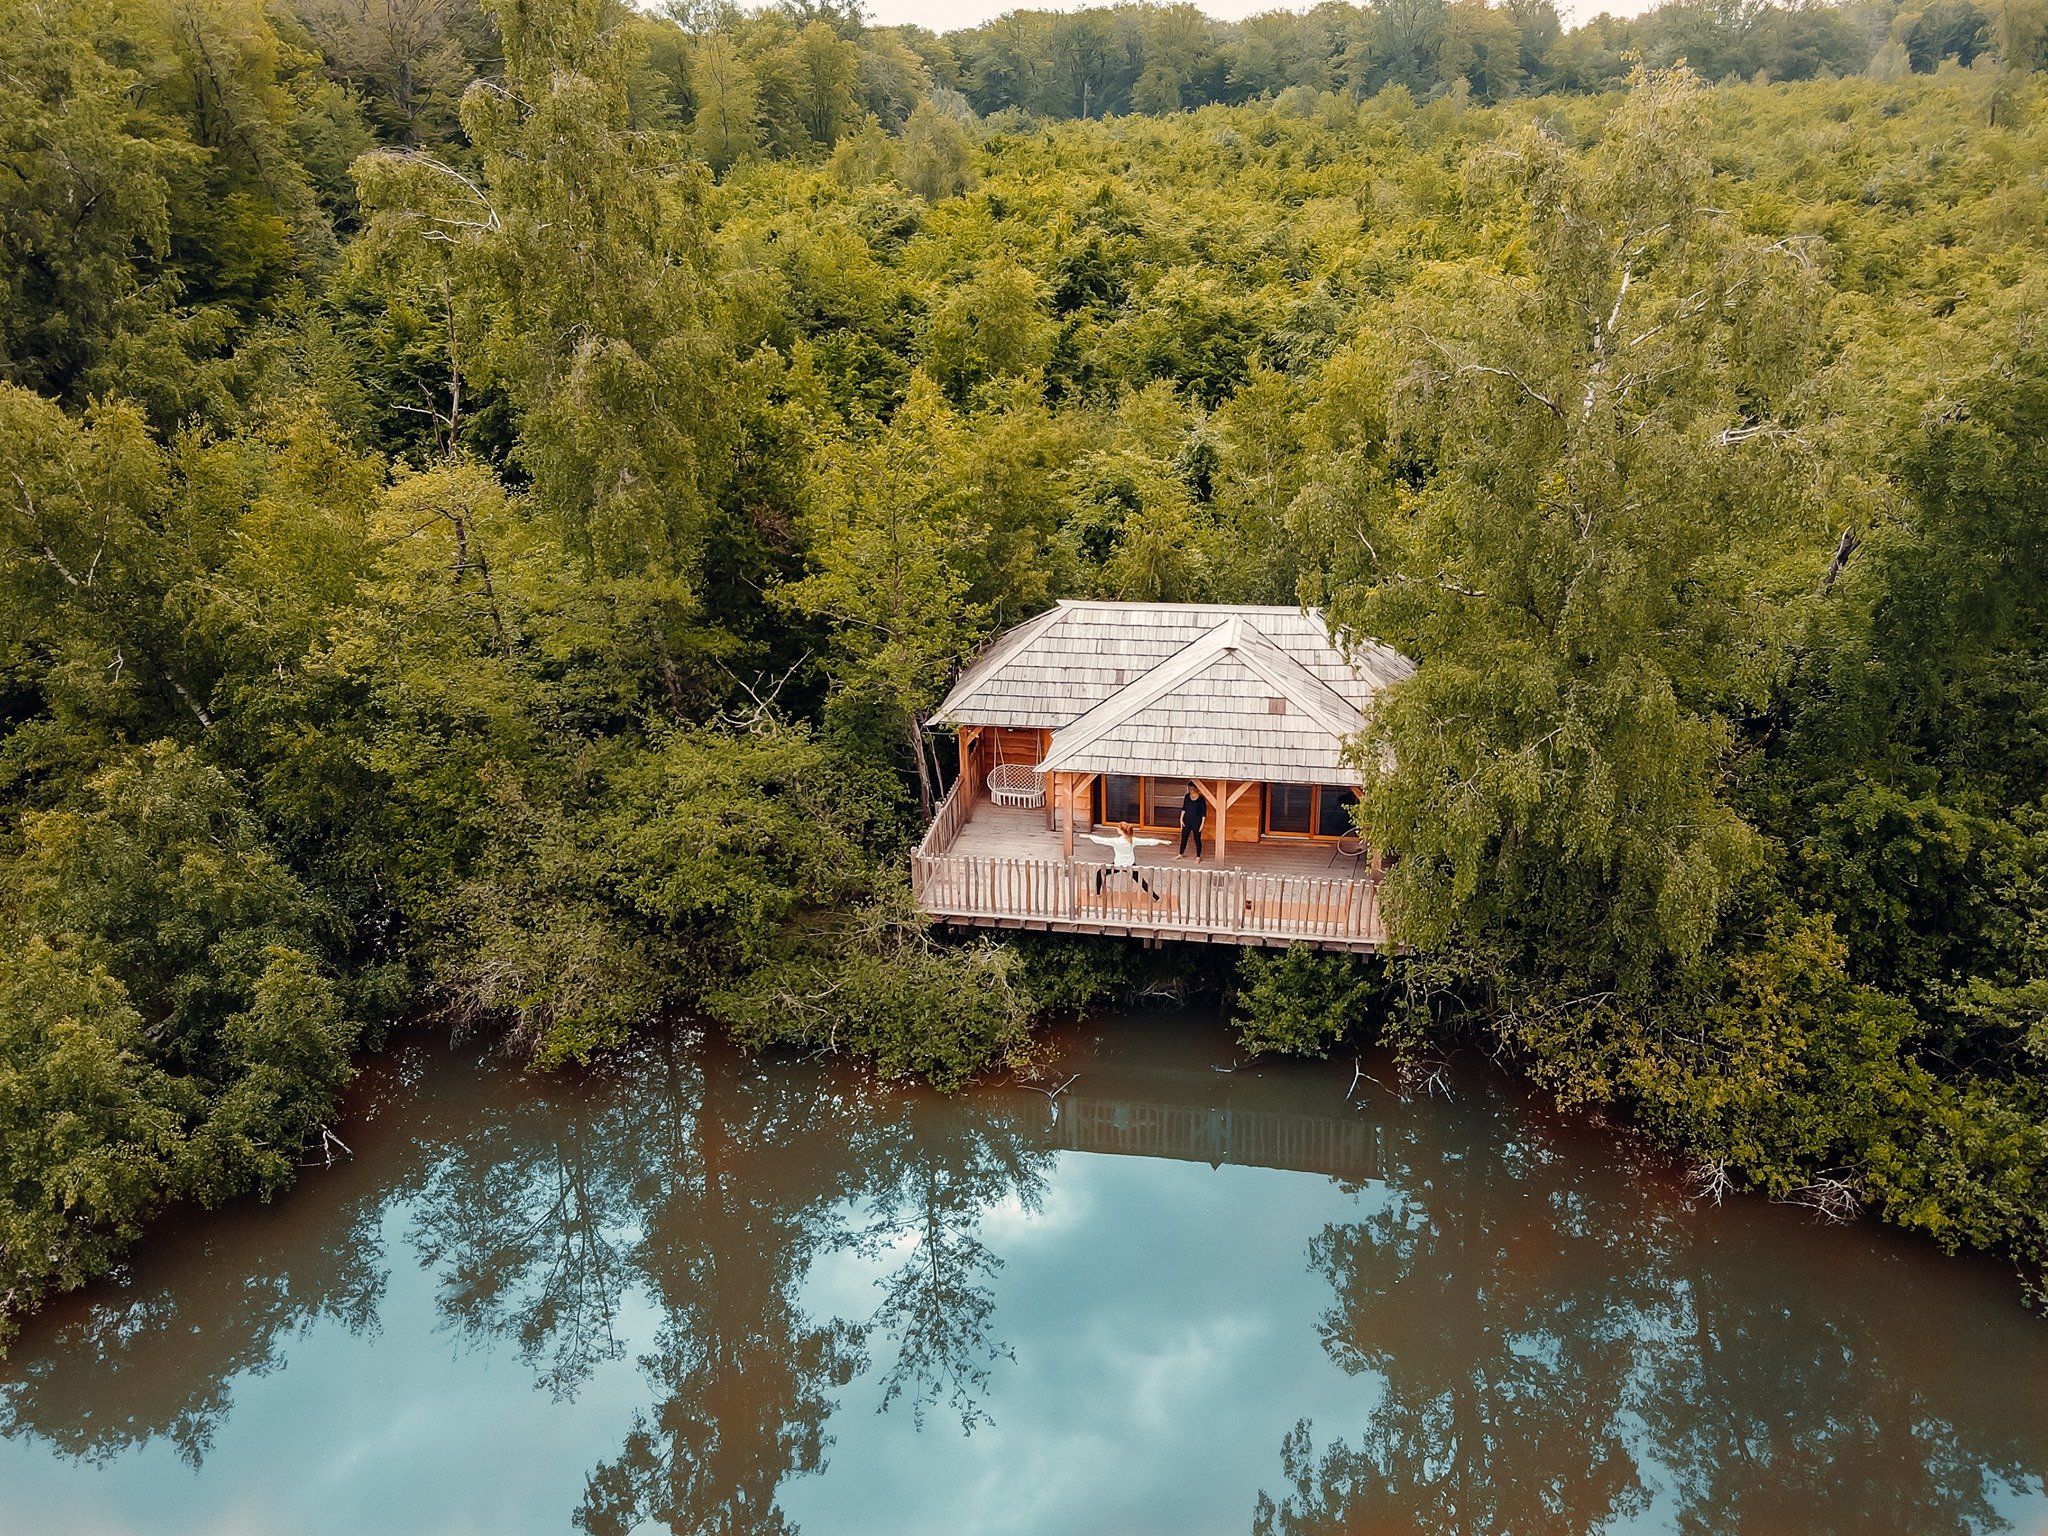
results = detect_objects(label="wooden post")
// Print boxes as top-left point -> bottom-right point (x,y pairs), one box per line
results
1061,773 -> 1075,858
957,726 -> 982,799
1044,730 -> 1058,829
1200,778 -> 1228,857
1042,731 -> 1057,829
1216,780 -> 1259,857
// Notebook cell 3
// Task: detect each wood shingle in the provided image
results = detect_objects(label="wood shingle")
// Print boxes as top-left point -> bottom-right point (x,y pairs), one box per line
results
933,602 -> 1414,785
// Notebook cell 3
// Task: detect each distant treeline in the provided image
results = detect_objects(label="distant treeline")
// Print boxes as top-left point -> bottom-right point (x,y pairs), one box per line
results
282,0 -> 2048,171
903,0 -> 2030,116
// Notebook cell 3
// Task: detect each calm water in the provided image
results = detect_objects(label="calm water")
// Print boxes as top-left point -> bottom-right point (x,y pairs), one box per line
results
3,1015 -> 2044,1536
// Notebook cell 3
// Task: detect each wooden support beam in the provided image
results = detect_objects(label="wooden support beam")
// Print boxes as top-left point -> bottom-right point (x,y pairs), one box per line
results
1041,731 -> 1058,830
1198,779 -> 1226,856
1199,778 -> 1260,857
957,726 -> 983,795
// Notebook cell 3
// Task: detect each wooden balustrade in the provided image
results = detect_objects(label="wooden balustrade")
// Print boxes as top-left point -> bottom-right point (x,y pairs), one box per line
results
911,848 -> 1386,948
914,779 -> 977,864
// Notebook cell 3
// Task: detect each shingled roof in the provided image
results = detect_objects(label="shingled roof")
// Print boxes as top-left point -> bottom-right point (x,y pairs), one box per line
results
932,602 -> 1413,784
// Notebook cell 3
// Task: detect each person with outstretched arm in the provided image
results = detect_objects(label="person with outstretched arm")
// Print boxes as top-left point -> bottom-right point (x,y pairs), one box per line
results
1177,782 -> 1209,861
1081,823 -> 1169,899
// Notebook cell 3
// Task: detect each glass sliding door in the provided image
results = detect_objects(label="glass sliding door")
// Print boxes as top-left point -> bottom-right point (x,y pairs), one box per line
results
1099,774 -> 1142,825
1315,786 -> 1359,836
1265,783 -> 1363,839
1143,778 -> 1187,829
1266,782 -> 1316,835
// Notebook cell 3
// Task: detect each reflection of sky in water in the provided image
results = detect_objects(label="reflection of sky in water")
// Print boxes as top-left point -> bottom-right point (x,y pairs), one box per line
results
0,1199 -> 654,1536
2,1022 -> 2045,1536
790,1157 -> 1393,1536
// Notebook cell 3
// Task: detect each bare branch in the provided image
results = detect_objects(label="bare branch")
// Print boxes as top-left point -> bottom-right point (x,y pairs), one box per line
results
1389,570 -> 1488,600
168,675 -> 214,730
1458,363 -> 1567,420
367,147 -> 503,231
1816,526 -> 1860,598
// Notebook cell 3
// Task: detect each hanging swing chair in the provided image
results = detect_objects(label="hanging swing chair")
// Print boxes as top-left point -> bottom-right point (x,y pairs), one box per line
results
986,733 -> 1046,809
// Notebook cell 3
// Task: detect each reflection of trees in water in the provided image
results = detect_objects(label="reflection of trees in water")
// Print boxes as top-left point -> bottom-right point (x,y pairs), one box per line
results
1257,1105 -> 2048,1536
400,1034 -> 1050,1535
0,1204 -> 387,1469
11,1037 -> 2039,1536
412,1088 -> 634,1399
0,1034 -> 1049,1534
1639,1219 -> 2045,1536
849,1096 -> 1047,1434
0,1056 -> 425,1469
568,1036 -> 868,1536
565,1043 -> 1052,1532
1254,1123 -> 1662,1536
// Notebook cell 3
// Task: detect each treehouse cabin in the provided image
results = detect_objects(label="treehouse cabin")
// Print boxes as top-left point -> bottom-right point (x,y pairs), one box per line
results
912,602 -> 1413,952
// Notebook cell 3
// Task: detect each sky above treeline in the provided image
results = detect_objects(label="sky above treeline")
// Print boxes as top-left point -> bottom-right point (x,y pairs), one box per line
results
863,0 -> 1660,32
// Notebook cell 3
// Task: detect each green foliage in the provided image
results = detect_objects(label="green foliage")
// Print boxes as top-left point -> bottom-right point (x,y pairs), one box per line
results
0,935 -> 187,1345
433,724 -> 885,1068
708,881 -> 1040,1091
1004,933 -> 1140,1016
1300,73 -> 2048,1292
0,746 -> 360,1345
1233,947 -> 1385,1057
1336,67 -> 1814,986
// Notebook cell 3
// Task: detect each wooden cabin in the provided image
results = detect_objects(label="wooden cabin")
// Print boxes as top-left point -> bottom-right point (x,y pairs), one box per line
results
912,601 -> 1413,952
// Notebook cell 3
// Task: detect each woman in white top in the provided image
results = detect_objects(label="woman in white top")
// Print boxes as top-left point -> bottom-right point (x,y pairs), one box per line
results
1080,823 -> 1168,900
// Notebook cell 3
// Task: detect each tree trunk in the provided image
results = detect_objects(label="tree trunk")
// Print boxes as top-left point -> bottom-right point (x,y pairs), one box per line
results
907,714 -> 935,818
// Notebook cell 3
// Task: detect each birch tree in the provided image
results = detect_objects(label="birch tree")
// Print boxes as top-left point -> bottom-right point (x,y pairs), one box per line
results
1327,65 -> 1832,988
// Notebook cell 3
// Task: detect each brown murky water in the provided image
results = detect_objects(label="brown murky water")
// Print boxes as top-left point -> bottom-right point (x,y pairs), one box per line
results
3,1013 -> 2044,1535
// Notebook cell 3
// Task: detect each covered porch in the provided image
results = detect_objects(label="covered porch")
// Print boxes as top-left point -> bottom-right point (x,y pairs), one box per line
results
911,788 -> 1389,952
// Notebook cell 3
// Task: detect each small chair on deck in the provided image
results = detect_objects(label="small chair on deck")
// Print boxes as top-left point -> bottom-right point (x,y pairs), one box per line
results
986,738 -> 1046,809
1329,831 -> 1367,872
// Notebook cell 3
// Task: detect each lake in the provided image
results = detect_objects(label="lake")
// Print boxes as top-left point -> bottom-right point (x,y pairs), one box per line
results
3,1013 -> 2044,1535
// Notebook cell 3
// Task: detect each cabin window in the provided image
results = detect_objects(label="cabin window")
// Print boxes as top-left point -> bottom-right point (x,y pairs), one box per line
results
1144,778 -> 1188,827
1265,783 -> 1360,838
1099,774 -> 1143,825
1095,775 -> 1196,829
1266,783 -> 1314,835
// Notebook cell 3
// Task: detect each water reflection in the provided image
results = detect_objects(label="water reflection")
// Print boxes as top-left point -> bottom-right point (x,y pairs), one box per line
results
0,1071 -> 405,1471
1258,1096 -> 2048,1536
568,1038 -> 870,1536
0,1020 -> 2042,1536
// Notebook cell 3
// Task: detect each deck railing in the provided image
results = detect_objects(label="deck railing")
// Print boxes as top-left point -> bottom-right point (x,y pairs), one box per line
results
915,778 -> 977,860
911,850 -> 1385,946
912,780 -> 1385,947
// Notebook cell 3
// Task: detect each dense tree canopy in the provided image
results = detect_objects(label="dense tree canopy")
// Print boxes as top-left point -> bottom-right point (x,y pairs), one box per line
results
2,0 -> 2047,1342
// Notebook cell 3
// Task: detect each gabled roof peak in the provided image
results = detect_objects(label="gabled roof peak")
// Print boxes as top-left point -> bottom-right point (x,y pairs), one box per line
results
931,599 -> 1414,740
1035,614 -> 1371,783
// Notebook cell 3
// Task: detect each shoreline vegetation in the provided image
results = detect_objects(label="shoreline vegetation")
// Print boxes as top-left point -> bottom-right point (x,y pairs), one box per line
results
3,0 -> 2047,1346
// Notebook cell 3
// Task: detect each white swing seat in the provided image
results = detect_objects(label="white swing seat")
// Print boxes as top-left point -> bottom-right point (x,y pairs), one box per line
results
987,762 -> 1046,809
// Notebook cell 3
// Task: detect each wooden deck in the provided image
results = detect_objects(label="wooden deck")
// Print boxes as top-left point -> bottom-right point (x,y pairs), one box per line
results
911,788 -> 1388,952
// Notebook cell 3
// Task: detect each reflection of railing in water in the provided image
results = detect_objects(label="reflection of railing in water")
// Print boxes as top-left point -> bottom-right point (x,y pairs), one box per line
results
1050,1095 -> 1389,1182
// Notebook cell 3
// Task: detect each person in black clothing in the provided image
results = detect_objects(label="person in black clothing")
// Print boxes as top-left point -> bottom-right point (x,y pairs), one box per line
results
1177,783 -> 1209,861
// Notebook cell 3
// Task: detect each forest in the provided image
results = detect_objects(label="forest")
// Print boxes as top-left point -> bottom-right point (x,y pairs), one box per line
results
1,0 -> 2045,1345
